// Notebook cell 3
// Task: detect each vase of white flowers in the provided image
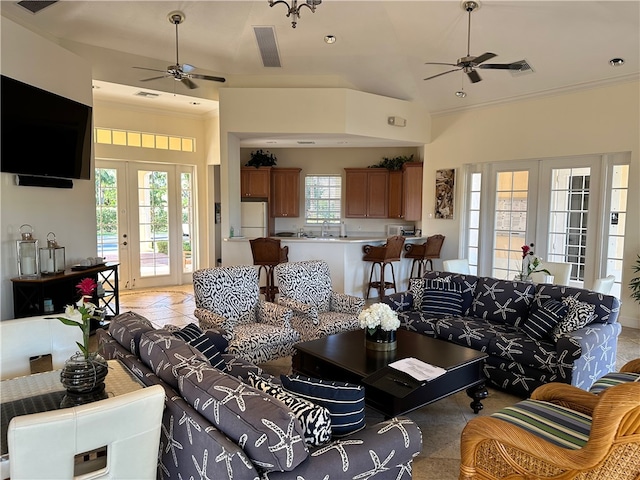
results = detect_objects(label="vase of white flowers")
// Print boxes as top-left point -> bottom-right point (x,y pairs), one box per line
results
516,243 -> 550,282
358,303 -> 400,351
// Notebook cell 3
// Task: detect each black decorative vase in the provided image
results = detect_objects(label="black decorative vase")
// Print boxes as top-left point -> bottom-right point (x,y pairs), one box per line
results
60,352 -> 108,394
365,327 -> 397,351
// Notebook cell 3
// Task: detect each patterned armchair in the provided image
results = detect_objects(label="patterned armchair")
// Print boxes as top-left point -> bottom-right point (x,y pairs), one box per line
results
274,260 -> 365,341
459,381 -> 640,479
193,265 -> 300,364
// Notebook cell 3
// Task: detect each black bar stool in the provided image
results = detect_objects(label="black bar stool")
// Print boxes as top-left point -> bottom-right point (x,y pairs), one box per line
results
404,234 -> 445,279
249,238 -> 288,302
362,235 -> 406,299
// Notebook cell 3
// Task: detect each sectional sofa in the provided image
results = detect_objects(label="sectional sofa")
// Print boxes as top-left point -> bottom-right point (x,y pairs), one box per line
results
383,271 -> 621,397
98,313 -> 422,479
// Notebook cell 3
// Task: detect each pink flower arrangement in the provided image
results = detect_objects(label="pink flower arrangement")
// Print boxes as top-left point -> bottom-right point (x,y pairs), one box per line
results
58,279 -> 99,358
520,243 -> 550,279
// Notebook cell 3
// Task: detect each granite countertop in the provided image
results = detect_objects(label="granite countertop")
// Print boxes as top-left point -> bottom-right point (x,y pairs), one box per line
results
224,235 -> 425,244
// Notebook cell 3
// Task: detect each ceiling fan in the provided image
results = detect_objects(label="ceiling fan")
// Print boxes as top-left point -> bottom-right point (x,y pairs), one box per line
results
424,1 -> 527,84
133,11 -> 225,89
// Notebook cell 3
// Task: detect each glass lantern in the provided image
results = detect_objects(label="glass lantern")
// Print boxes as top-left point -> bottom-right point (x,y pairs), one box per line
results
16,224 -> 39,277
39,232 -> 65,275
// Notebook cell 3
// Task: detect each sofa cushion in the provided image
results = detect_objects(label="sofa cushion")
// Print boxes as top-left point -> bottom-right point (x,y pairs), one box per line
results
108,311 -> 154,355
551,297 -> 596,340
179,365 -> 309,472
471,278 -> 535,327
248,372 -> 332,447
397,311 -> 439,337
488,331 -> 561,379
420,279 -> 463,317
521,299 -> 568,341
281,374 -> 365,438
435,317 -> 513,351
589,371 -> 640,394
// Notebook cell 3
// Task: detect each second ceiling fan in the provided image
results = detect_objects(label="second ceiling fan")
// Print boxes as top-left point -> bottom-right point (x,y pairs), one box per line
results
424,1 -> 527,84
134,11 -> 225,89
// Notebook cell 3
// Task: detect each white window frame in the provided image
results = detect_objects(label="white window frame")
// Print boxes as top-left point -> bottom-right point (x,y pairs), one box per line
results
304,174 -> 342,225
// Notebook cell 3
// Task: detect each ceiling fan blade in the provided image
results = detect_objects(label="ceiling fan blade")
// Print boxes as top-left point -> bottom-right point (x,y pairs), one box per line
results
424,62 -> 458,67
467,69 -> 482,83
140,75 -> 169,82
191,73 -> 226,83
472,52 -> 497,65
182,63 -> 196,73
479,61 -> 526,70
423,69 -> 461,81
133,66 -> 168,74
181,77 -> 198,89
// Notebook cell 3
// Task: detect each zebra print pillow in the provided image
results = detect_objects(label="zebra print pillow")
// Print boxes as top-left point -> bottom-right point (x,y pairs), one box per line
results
248,372 -> 332,447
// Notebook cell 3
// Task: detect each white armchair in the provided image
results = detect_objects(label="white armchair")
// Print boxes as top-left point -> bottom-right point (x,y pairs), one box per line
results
442,258 -> 471,274
531,261 -> 571,286
592,275 -> 616,294
274,260 -> 365,342
193,265 -> 300,364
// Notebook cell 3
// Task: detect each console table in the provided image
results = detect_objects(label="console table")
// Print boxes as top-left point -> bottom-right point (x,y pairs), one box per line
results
11,263 -> 119,320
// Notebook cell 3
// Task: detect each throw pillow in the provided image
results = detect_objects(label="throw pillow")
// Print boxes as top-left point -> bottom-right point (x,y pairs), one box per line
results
280,374 -> 365,438
409,275 -> 451,310
173,323 -> 226,370
248,372 -> 332,447
420,279 -> 463,317
471,277 -> 535,327
551,297 -> 596,340
521,299 -> 568,341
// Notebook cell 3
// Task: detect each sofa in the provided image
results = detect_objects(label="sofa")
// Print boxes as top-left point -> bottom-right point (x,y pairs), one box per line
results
383,271 -> 621,397
97,312 -> 423,480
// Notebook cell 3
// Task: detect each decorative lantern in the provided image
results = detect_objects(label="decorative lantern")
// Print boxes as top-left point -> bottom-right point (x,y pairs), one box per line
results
16,224 -> 39,277
39,232 -> 65,275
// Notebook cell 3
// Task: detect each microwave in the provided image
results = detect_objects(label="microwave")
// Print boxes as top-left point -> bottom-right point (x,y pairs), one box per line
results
387,224 -> 413,236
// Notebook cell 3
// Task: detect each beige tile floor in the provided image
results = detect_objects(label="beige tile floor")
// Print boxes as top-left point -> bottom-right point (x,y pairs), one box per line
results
118,285 -> 640,480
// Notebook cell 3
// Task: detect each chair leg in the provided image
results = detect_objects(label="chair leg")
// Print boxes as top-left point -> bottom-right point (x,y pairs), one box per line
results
366,262 -> 376,300
378,262 -> 386,299
389,262 -> 397,294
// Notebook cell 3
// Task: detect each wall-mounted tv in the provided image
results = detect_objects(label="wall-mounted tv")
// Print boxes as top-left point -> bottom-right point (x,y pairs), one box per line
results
1,75 -> 92,180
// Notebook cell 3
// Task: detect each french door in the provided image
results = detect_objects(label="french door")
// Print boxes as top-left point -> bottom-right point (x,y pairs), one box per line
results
95,160 -> 195,290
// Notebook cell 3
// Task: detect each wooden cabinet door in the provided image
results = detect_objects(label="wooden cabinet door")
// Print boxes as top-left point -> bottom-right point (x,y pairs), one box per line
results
387,170 -> 404,219
271,168 -> 301,217
366,169 -> 389,218
402,163 -> 423,221
241,167 -> 271,198
345,169 -> 388,218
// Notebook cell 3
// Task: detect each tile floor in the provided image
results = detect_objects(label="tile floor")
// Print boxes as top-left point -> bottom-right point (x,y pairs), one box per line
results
117,285 -> 640,480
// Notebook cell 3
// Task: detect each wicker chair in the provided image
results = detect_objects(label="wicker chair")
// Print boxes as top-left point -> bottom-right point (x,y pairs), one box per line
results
404,234 -> 445,279
588,358 -> 640,394
459,381 -> 640,480
362,235 -> 406,299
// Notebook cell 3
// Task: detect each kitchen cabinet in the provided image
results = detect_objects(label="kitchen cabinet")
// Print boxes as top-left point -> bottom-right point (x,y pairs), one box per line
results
271,168 -> 301,217
241,167 -> 271,198
344,168 -> 389,218
388,162 -> 423,221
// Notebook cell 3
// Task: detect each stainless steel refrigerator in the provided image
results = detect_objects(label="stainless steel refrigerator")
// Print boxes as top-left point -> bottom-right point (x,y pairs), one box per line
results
240,202 -> 268,238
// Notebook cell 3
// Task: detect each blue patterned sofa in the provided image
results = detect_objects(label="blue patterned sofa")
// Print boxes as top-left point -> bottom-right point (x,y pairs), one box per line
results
384,271 -> 621,397
98,313 -> 423,480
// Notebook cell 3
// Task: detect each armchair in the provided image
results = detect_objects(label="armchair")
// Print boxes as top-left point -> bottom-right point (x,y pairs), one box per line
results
459,381 -> 640,479
193,265 -> 300,364
274,260 -> 365,341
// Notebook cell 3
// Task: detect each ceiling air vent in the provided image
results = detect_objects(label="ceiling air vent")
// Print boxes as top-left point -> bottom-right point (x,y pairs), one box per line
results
510,59 -> 534,77
297,141 -> 316,145
134,91 -> 160,98
254,26 -> 281,68
17,1 -> 58,14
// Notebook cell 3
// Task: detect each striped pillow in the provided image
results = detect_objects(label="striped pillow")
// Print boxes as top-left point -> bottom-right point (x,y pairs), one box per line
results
281,374 -> 365,437
174,323 -> 226,369
521,299 -> 568,341
589,372 -> 640,394
492,399 -> 591,449
420,279 -> 463,317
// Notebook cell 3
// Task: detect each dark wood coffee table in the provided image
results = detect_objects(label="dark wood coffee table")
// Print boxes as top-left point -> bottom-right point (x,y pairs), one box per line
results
292,329 -> 488,418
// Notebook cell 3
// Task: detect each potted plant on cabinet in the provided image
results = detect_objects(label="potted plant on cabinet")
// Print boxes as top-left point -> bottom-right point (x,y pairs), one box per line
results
246,149 -> 277,168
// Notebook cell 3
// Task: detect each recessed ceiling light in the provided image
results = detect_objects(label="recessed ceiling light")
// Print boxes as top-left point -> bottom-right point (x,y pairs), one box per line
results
609,58 -> 625,67
189,101 -> 201,105
324,35 -> 336,44
455,90 -> 467,98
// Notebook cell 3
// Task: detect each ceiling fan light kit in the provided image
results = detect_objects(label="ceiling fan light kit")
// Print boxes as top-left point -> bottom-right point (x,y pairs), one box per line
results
269,0 -> 322,28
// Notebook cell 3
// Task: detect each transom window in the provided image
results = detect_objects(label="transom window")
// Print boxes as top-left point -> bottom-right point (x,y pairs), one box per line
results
304,175 -> 342,224
94,128 -> 195,152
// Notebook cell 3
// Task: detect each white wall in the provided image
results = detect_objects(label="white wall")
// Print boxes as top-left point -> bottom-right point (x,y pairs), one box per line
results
1,18 -> 94,320
423,81 -> 640,328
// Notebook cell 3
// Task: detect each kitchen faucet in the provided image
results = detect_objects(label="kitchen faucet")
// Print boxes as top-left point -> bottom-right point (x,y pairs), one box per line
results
321,221 -> 329,237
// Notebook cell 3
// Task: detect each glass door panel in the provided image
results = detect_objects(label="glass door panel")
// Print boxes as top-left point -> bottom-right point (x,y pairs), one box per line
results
137,170 -> 170,278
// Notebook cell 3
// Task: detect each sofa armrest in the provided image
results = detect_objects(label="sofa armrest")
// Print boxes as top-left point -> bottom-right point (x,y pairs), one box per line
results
277,297 -> 319,325
330,292 -> 365,315
383,291 -> 414,313
264,417 -> 422,480
256,300 -> 293,329
556,322 -> 622,391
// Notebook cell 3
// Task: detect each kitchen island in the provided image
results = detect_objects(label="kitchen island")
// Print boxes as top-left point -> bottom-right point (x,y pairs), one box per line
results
222,235 -> 425,298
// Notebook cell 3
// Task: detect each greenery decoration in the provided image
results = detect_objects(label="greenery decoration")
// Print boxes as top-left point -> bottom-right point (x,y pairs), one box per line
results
630,254 -> 640,304
368,154 -> 414,170
246,149 -> 277,168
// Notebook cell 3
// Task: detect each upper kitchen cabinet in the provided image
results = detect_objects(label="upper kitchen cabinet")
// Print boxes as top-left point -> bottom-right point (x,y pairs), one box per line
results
344,168 -> 389,218
271,168 -> 301,217
241,167 -> 271,198
388,162 -> 423,221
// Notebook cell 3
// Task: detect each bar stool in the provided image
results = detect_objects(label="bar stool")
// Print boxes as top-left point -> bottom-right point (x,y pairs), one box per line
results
249,238 -> 288,302
362,235 -> 405,300
404,234 -> 445,279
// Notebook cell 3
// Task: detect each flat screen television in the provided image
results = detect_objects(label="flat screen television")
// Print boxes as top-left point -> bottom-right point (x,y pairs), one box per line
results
1,75 -> 92,180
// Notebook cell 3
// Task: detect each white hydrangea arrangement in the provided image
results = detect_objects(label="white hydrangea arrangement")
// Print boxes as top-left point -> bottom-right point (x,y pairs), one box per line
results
358,302 -> 400,334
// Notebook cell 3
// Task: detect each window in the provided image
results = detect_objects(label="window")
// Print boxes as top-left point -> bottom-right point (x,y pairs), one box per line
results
94,128 -> 195,152
466,171 -> 482,275
305,175 -> 342,224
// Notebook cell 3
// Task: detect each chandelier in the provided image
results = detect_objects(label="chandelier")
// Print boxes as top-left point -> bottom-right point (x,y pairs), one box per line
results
268,0 -> 322,28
